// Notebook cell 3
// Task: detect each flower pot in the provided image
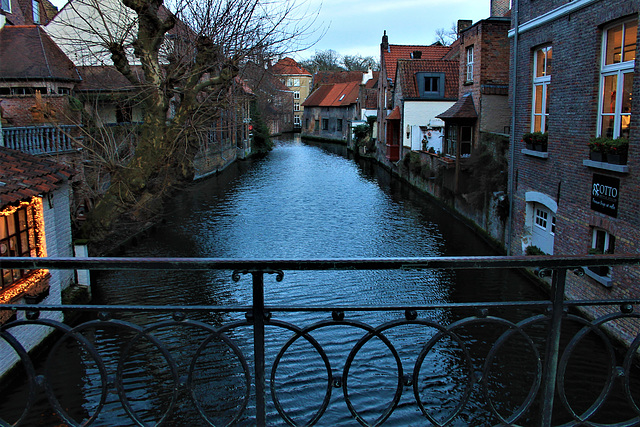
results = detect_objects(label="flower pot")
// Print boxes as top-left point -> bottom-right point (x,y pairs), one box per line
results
534,144 -> 546,152
525,142 -> 533,150
589,151 -> 604,162
607,153 -> 627,165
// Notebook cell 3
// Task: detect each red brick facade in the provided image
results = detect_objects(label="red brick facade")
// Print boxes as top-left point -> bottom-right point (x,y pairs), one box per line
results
510,0 -> 640,342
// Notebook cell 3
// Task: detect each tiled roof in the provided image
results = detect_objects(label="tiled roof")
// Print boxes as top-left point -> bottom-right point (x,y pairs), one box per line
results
0,147 -> 72,208
364,72 -> 379,89
386,105 -> 401,120
396,59 -> 458,99
313,71 -> 364,86
437,92 -> 477,119
271,57 -> 312,76
383,44 -> 451,84
0,25 -> 80,81
302,81 -> 360,107
76,65 -> 140,92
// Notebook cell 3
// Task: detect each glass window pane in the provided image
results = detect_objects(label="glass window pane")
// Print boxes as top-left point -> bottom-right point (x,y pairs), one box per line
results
0,217 -> 6,239
606,24 -> 623,65
536,49 -> 546,77
601,75 -> 617,114
546,47 -> 552,76
7,216 -> 15,235
534,85 -> 544,114
623,20 -> 637,62
534,116 -> 542,133
601,115 -> 615,138
18,209 -> 27,231
19,232 -> 29,256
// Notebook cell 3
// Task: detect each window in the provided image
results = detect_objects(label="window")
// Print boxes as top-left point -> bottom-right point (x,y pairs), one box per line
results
321,118 -> 329,130
460,126 -> 472,157
32,0 -> 40,24
466,46 -> 474,82
417,72 -> 445,98
315,119 -> 319,130
287,78 -> 294,87
293,78 -> 300,87
294,116 -> 301,126
589,228 -> 616,278
337,119 -> 343,131
294,102 -> 300,112
1,205 -> 42,290
532,46 -> 552,133
535,208 -> 548,229
1,0 -> 11,13
294,91 -> 300,99
598,19 -> 636,139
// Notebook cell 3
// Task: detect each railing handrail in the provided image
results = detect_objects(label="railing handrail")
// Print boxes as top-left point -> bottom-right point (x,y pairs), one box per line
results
1,254 -> 639,271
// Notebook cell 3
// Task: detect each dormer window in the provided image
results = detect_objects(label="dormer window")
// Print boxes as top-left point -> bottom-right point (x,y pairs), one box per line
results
1,0 -> 11,13
32,0 -> 40,24
416,72 -> 445,98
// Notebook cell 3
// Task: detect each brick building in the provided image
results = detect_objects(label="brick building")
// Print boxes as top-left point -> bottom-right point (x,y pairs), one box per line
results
301,81 -> 360,141
270,58 -> 313,130
509,0 -> 639,342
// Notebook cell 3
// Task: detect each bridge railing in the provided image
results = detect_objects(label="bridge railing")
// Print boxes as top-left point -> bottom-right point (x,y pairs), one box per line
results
1,255 -> 640,426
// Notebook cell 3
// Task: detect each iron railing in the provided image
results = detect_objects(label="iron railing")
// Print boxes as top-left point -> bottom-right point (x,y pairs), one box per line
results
1,255 -> 640,426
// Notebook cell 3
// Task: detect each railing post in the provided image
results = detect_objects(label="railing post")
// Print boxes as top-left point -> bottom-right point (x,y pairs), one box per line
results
541,267 -> 566,426
252,271 -> 266,426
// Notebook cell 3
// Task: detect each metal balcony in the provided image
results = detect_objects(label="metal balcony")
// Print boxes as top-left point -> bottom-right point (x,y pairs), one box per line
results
1,255 -> 640,426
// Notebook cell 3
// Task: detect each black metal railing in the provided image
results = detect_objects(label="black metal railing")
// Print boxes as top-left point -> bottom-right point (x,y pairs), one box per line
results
1,255 -> 640,426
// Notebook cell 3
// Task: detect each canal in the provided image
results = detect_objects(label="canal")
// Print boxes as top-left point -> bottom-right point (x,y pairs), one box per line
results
1,135 -> 638,425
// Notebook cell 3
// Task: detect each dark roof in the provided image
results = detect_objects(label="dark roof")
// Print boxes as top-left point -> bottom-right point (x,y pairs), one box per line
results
313,71 -> 364,87
75,66 -> 140,92
383,44 -> 451,84
0,25 -> 80,81
271,57 -> 312,76
0,146 -> 72,208
437,92 -> 477,120
386,105 -> 401,120
396,59 -> 458,99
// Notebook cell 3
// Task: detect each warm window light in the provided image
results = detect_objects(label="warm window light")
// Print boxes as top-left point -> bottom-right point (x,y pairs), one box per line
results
0,197 -> 49,304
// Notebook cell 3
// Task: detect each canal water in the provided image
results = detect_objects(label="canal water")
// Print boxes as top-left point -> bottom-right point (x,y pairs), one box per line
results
1,135 -> 638,426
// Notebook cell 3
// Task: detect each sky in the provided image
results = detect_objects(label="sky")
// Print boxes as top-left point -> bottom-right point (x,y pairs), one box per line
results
47,0 -> 490,62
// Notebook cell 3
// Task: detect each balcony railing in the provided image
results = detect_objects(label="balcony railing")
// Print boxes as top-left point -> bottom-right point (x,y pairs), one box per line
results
1,255 -> 640,426
1,125 -> 79,155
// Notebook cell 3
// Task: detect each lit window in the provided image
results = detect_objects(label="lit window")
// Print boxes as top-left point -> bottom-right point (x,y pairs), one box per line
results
532,46 -> 552,133
466,46 -> 474,82
598,19 -> 636,139
1,202 -> 44,290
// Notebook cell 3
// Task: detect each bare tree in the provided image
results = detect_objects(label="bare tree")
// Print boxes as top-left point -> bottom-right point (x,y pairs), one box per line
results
46,0 -> 321,244
343,54 -> 379,71
299,49 -> 344,72
434,22 -> 458,46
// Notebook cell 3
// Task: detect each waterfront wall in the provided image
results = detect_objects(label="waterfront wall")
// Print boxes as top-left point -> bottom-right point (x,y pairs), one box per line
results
193,142 -> 238,179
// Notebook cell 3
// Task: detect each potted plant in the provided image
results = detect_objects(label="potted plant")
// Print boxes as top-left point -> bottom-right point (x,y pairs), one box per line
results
605,137 -> 629,164
525,245 -> 546,255
532,132 -> 548,152
522,133 -> 534,150
587,137 -> 607,162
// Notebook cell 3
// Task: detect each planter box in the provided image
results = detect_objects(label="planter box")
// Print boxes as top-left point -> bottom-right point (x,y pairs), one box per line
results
525,142 -> 533,150
607,153 -> 627,165
589,151 -> 605,162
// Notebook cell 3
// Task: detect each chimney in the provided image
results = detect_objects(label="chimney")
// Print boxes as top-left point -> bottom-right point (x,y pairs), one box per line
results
382,30 -> 389,52
457,20 -> 472,36
490,0 -> 511,17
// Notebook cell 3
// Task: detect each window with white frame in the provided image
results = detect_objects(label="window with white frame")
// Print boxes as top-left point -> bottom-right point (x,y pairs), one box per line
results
294,116 -> 301,126
532,46 -> 552,133
294,102 -> 300,112
32,0 -> 40,24
466,46 -> 474,82
294,91 -> 300,99
535,208 -> 548,229
599,19 -> 636,139
589,227 -> 616,277
1,0 -> 11,13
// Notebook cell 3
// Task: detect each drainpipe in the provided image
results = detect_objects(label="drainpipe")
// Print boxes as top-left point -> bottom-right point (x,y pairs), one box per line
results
506,0 -> 520,256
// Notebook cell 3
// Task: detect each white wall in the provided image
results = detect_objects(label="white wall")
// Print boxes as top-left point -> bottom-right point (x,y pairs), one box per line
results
402,101 -> 454,151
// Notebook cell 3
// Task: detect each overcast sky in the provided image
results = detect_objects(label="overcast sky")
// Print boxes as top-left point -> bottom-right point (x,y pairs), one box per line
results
48,0 -> 490,61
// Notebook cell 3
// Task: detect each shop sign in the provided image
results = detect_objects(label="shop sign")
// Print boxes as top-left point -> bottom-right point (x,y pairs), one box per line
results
591,174 -> 619,218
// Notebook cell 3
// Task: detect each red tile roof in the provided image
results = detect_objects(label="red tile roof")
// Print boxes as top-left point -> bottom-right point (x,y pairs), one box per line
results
0,147 -> 72,207
383,44 -> 451,84
396,59 -> 458,99
302,81 -> 360,107
271,57 -> 312,76
386,106 -> 401,120
0,26 -> 80,81
313,71 -> 364,86
437,92 -> 477,119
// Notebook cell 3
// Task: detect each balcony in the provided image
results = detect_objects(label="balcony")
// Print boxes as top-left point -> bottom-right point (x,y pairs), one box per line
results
1,255 -> 640,426
1,125 -> 79,155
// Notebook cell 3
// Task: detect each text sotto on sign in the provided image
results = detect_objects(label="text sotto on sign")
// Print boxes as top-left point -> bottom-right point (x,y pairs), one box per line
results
591,173 -> 620,218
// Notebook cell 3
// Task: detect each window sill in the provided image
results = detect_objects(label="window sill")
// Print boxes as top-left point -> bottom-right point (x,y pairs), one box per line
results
522,148 -> 548,158
582,159 -> 629,173
463,81 -> 473,86
583,267 -> 613,288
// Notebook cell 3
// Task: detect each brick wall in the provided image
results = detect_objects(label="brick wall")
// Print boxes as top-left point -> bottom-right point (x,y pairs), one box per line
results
0,95 -> 79,127
510,0 -> 640,344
